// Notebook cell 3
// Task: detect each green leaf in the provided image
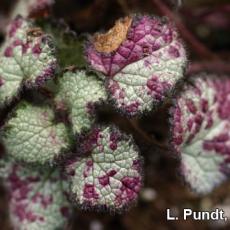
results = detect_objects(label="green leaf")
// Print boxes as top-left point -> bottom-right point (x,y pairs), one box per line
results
85,15 -> 187,115
38,19 -> 86,68
55,70 -> 107,134
65,126 -> 142,210
0,16 -> 57,106
171,74 -> 230,194
2,101 -> 70,164
0,159 -> 71,230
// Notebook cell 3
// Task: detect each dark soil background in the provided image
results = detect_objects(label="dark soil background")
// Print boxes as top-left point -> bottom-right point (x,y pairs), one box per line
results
0,0 -> 230,229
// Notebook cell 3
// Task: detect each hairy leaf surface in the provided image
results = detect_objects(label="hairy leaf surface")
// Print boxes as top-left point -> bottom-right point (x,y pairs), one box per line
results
65,126 -> 142,210
0,159 -> 71,230
172,75 -> 230,194
2,102 -> 70,164
0,17 -> 57,106
85,15 -> 186,115
55,70 -> 107,134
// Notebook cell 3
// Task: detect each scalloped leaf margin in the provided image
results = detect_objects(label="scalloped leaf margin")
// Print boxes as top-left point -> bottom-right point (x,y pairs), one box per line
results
2,101 -> 70,164
0,159 -> 71,230
85,15 -> 187,115
171,74 -> 230,194
0,16 -> 57,106
65,126 -> 142,211
55,70 -> 107,134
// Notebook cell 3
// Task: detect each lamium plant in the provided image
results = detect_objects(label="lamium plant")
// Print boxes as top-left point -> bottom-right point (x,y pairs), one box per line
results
0,5 -> 229,230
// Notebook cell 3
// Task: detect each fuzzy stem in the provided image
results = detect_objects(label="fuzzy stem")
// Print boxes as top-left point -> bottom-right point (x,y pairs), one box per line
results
187,61 -> 230,75
129,118 -> 169,151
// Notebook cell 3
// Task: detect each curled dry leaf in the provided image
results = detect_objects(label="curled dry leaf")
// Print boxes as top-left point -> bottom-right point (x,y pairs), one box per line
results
172,74 -> 230,194
65,126 -> 142,210
85,15 -> 187,115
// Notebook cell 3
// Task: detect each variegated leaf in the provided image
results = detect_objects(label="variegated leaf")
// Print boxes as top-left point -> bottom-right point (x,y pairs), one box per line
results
85,15 -> 187,115
65,126 -> 142,210
2,102 -> 70,164
0,159 -> 71,230
172,74 -> 230,194
0,16 -> 57,106
55,70 -> 107,134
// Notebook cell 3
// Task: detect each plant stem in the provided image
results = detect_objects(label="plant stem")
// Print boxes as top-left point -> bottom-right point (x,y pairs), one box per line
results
129,118 -> 170,151
188,61 -> 230,75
